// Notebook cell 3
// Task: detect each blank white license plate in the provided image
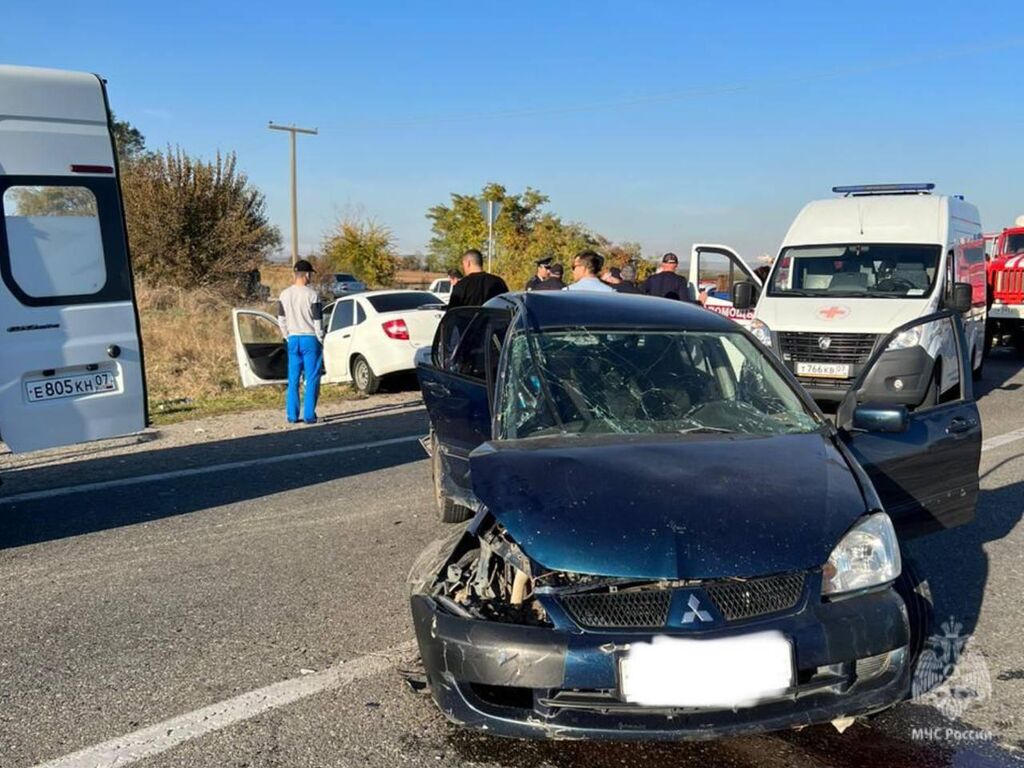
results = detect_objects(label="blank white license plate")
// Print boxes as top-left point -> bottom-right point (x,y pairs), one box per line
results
25,371 -> 116,402
620,632 -> 793,708
796,361 -> 850,378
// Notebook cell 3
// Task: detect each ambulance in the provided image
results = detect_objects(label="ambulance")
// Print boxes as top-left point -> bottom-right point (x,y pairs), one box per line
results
733,183 -> 985,404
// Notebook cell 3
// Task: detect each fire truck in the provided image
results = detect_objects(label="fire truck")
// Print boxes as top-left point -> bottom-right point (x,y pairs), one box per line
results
986,216 -> 1024,352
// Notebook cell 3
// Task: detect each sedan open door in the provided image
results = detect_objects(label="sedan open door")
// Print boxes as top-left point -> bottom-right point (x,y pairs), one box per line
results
418,306 -> 510,520
836,311 -> 981,536
232,309 -> 287,387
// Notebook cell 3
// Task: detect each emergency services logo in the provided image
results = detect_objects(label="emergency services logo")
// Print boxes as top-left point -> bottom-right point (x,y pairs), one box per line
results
815,305 -> 850,321
912,617 -> 991,720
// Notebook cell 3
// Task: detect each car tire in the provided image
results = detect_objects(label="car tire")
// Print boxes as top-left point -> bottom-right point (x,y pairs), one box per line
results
352,355 -> 381,394
432,437 -> 473,524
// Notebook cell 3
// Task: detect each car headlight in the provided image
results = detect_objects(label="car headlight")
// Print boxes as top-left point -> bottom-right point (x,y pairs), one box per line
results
886,326 -> 923,351
749,319 -> 773,348
822,513 -> 901,597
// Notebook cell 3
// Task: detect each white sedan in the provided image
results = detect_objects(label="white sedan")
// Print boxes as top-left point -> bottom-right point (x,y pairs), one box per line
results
428,277 -> 452,303
232,290 -> 446,394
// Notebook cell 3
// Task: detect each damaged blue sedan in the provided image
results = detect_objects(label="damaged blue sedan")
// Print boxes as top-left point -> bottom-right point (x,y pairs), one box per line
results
412,291 -> 981,740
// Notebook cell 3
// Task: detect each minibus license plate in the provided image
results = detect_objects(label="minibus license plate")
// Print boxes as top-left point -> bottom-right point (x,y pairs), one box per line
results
26,371 -> 116,402
796,362 -> 850,378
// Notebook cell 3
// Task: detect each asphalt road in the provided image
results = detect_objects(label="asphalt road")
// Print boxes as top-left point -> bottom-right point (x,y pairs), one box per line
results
3,353 -> 1024,767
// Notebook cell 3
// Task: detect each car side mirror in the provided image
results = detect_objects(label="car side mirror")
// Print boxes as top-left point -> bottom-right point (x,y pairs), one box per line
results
947,282 -> 972,313
732,281 -> 755,310
852,403 -> 910,433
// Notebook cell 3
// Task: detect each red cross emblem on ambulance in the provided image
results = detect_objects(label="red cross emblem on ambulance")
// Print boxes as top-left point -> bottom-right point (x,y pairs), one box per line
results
816,305 -> 850,321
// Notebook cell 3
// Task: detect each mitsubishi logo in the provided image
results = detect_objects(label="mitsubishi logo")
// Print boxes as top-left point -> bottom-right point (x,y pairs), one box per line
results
818,336 -> 832,351
681,594 -> 713,624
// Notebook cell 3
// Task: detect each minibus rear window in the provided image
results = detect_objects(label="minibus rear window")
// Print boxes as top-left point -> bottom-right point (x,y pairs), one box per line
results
3,186 -> 106,299
0,176 -> 131,307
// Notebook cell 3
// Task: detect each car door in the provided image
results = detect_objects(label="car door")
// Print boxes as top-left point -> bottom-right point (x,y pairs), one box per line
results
420,307 -> 510,498
837,311 -> 981,537
689,244 -> 762,326
232,309 -> 287,387
323,299 -> 355,382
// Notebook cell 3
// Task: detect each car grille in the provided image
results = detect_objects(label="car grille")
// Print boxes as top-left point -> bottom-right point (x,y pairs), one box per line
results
559,590 -> 671,629
704,572 -> 806,621
558,573 -> 806,629
777,332 -> 878,364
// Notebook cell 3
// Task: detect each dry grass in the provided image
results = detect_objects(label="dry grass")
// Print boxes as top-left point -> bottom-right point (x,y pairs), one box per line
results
136,284 -> 356,424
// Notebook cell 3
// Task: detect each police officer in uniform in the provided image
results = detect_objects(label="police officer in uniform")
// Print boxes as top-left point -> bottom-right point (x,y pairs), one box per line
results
525,256 -> 553,291
534,262 -> 565,291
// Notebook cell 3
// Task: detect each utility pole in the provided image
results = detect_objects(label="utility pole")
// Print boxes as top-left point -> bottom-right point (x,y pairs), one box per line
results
267,122 -> 318,265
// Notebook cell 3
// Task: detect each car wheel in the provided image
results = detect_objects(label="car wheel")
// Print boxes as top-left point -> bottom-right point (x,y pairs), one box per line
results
352,355 -> 380,394
432,437 -> 472,524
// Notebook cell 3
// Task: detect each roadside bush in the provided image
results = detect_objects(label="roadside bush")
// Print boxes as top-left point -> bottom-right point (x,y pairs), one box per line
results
123,149 -> 281,289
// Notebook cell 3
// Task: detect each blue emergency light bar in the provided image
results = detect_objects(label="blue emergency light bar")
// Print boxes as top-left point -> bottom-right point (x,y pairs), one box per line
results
832,183 -> 935,196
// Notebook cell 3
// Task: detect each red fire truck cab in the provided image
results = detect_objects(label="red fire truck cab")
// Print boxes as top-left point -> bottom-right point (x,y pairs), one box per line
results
986,218 -> 1024,351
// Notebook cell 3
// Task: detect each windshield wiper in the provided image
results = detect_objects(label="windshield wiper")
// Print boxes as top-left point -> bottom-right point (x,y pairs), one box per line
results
678,425 -> 735,434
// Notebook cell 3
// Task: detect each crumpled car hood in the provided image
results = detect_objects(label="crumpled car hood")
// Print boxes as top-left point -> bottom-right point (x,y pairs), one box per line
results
469,432 -> 867,580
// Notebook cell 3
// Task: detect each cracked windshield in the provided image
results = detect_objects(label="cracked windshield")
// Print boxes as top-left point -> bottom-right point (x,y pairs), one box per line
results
500,329 -> 820,439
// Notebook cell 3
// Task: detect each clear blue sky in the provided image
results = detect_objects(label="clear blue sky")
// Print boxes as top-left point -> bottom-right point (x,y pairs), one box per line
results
4,1 -> 1022,262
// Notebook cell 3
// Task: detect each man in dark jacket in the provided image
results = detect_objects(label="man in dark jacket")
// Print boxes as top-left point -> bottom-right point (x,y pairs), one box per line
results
448,249 -> 509,308
534,262 -> 566,291
525,256 -> 553,291
615,264 -> 642,294
642,252 -> 695,301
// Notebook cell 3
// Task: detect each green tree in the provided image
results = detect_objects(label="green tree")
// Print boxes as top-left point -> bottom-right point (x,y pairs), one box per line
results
320,217 -> 398,288
121,148 -> 281,287
426,182 -> 631,289
111,114 -> 147,163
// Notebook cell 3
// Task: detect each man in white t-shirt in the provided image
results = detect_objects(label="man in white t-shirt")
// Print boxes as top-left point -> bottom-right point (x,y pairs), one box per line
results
276,259 -> 325,424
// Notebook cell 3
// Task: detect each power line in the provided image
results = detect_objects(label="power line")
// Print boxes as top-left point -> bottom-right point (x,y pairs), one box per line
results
322,37 -> 1024,131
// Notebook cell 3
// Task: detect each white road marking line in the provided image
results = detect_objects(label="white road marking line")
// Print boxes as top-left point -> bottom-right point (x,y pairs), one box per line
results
982,426 -> 1024,453
31,641 -> 417,768
0,435 -> 422,505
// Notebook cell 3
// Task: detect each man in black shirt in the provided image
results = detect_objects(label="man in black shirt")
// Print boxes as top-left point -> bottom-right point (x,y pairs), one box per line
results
533,262 -> 565,291
525,256 -> 553,291
448,249 -> 509,308
642,252 -> 695,302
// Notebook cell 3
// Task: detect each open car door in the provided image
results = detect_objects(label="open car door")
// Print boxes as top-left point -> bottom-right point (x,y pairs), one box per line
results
689,244 -> 762,327
419,306 -> 511,510
836,310 -> 981,537
232,309 -> 287,387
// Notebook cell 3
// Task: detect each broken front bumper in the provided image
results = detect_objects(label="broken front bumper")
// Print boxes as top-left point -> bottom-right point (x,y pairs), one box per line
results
410,586 -> 911,740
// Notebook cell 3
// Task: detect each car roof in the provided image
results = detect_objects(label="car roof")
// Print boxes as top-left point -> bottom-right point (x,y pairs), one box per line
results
485,291 -> 737,332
